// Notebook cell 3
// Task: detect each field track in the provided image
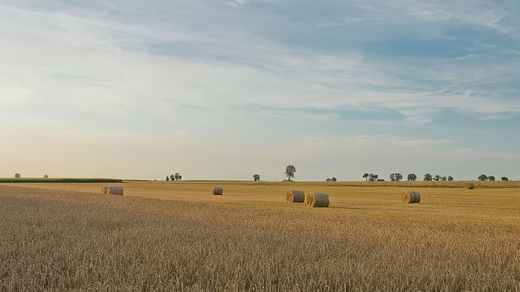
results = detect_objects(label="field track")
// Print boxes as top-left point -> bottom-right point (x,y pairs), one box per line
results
1,181 -> 519,291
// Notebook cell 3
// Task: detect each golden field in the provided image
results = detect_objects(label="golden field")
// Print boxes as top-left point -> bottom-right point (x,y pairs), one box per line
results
1,181 -> 519,291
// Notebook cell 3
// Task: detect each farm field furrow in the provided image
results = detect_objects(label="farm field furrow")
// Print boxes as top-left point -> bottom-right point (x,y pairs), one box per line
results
1,182 -> 519,291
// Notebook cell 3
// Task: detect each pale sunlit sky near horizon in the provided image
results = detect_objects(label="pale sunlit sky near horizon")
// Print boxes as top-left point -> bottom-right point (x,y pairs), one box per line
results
1,0 -> 520,181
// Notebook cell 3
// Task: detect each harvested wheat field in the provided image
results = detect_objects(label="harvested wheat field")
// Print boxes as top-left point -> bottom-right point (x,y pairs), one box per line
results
1,181 -> 520,291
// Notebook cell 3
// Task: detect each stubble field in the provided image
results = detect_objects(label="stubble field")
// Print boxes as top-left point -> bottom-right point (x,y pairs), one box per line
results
1,181 -> 519,291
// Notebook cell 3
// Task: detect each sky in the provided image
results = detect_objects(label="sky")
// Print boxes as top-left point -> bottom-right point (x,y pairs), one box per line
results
1,0 -> 519,181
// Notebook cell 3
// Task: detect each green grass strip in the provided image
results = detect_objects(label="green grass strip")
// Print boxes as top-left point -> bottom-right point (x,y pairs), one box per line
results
0,178 -> 123,183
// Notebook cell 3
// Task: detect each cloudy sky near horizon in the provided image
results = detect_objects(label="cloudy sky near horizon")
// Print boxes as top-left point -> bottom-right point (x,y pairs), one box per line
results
1,0 -> 519,181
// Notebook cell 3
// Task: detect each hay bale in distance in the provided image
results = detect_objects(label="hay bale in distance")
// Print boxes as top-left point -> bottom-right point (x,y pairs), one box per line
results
305,192 -> 330,208
108,186 -> 124,196
464,182 -> 475,189
286,190 -> 305,203
213,186 -> 223,196
402,190 -> 420,203
101,185 -> 108,194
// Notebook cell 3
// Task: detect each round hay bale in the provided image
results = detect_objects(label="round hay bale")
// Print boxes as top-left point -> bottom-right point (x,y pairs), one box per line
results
402,190 -> 420,203
305,192 -> 330,208
464,182 -> 475,189
286,190 -> 305,203
108,186 -> 124,196
213,186 -> 223,196
101,185 -> 108,194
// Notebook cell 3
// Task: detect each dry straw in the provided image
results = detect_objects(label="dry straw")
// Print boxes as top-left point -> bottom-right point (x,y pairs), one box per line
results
305,192 -> 330,208
464,182 -> 475,189
402,190 -> 421,204
286,190 -> 305,203
213,186 -> 223,196
108,186 -> 124,196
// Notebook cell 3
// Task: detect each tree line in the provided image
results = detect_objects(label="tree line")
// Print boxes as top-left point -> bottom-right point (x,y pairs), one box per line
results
478,174 -> 508,181
166,173 -> 182,181
249,167 -> 511,182
362,173 -> 509,182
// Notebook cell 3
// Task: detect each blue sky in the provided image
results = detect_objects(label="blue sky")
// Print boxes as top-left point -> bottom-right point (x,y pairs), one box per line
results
1,0 -> 519,181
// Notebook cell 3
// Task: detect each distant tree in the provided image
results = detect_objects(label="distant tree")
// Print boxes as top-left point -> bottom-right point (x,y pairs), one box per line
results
448,176 -> 454,181
433,175 -> 441,181
14,173 -> 21,178
174,173 -> 182,181
407,173 -> 417,181
43,174 -> 48,179
441,176 -> 447,181
377,179 -> 385,181
390,173 -> 403,181
368,173 -> 378,181
478,174 -> 488,181
326,178 -> 331,182
169,174 -> 175,181
501,176 -> 509,181
423,173 -> 433,181
253,174 -> 260,181
166,176 -> 169,181
285,165 -> 296,181
331,177 -> 337,182
488,176 -> 495,181
363,173 -> 369,181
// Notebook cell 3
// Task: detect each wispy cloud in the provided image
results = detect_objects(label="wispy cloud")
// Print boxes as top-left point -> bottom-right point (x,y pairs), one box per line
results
3,1 -> 518,125
228,0 -> 249,7
344,136 -> 450,150
387,139 -> 450,148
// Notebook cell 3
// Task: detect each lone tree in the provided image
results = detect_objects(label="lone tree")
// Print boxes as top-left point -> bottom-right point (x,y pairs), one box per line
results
363,173 -> 369,181
407,173 -> 417,181
253,174 -> 260,181
423,173 -> 433,181
331,177 -> 337,182
501,176 -> 509,181
488,176 -> 495,181
14,173 -> 21,178
390,173 -> 403,181
43,174 -> 48,179
285,165 -> 296,181
478,174 -> 488,181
